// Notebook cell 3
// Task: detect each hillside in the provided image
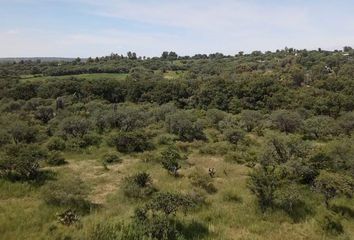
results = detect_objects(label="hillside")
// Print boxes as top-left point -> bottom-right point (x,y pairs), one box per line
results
0,49 -> 353,240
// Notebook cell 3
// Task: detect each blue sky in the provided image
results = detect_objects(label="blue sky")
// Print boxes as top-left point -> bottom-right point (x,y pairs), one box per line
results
0,0 -> 353,57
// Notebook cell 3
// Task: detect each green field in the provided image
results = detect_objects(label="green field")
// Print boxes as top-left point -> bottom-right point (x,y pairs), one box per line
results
20,73 -> 129,82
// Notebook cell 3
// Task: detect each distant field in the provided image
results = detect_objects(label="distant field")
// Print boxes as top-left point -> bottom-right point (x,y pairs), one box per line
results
20,73 -> 129,82
20,71 -> 183,82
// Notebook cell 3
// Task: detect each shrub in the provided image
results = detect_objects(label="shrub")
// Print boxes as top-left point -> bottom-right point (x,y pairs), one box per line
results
224,128 -> 245,145
240,110 -> 263,132
41,175 -> 92,213
303,116 -> 338,140
102,153 -> 122,164
318,212 -> 344,235
338,111 -> 354,135
122,172 -> 156,199
0,144 -> 47,180
60,117 -> 91,138
35,106 -> 54,124
199,141 -> 231,155
8,121 -> 39,144
56,209 -> 80,226
248,167 -> 281,212
145,192 -> 195,216
82,133 -> 102,147
161,145 -> 183,176
271,110 -> 302,134
46,151 -> 67,166
189,168 -> 217,194
166,111 -> 206,142
47,137 -> 66,151
206,109 -> 227,126
314,171 -> 354,208
0,130 -> 11,147
274,184 -> 304,215
108,131 -> 152,153
157,134 -> 178,145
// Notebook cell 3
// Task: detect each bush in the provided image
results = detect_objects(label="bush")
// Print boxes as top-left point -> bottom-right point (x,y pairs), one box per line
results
56,209 -> 80,226
166,111 -> 206,142
34,106 -> 54,124
8,121 -> 39,144
0,130 -> 11,147
240,110 -> 263,132
338,111 -> 354,135
161,145 -> 183,176
41,175 -> 92,213
82,133 -> 102,147
189,168 -> 217,194
224,128 -> 245,145
108,131 -> 152,153
271,110 -> 302,134
318,212 -> 344,235
102,153 -> 122,164
199,141 -> 231,155
314,171 -> 354,208
46,151 -> 66,166
60,117 -> 91,138
303,116 -> 338,140
0,144 -> 47,180
122,172 -> 156,199
47,137 -> 66,151
274,184 -> 304,215
248,167 -> 281,212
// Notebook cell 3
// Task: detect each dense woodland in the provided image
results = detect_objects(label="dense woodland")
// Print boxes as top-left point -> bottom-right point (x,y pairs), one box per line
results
0,47 -> 354,240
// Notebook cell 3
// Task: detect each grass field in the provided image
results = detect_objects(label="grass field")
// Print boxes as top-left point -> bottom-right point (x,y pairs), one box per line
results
1,141 -> 353,240
20,73 -> 129,82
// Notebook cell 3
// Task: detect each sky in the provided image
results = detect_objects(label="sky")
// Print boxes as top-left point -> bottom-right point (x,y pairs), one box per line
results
0,0 -> 353,57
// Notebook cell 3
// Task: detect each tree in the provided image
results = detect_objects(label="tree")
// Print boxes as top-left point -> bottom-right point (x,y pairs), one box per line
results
240,110 -> 263,132
248,166 -> 281,212
338,111 -> 354,136
161,51 -> 169,60
271,110 -> 302,134
303,116 -> 338,139
314,171 -> 354,208
108,131 -> 152,153
166,111 -> 205,142
161,145 -> 183,176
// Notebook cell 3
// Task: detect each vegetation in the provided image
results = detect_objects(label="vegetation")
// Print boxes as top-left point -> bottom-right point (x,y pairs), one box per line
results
1,48 -> 354,239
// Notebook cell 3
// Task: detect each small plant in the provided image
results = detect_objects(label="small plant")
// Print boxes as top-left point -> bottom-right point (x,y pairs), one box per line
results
122,172 -> 156,199
57,209 -> 80,226
41,175 -> 92,213
223,190 -> 242,203
102,153 -> 122,164
47,137 -> 66,151
318,212 -> 344,235
189,168 -> 217,194
46,151 -> 67,166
